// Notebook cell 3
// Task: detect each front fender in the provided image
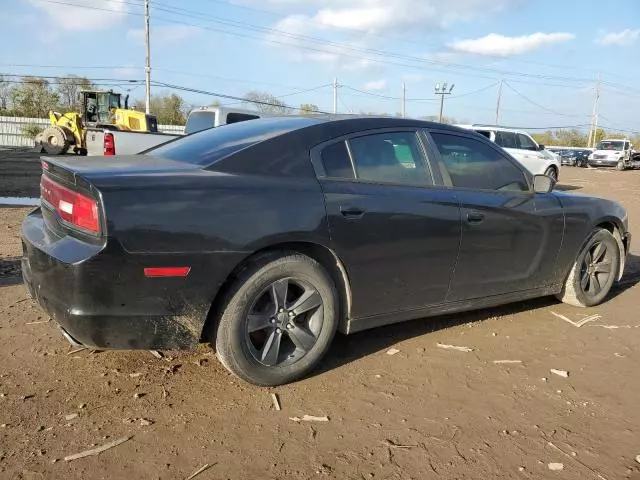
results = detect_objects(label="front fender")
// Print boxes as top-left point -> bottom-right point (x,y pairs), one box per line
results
554,192 -> 628,281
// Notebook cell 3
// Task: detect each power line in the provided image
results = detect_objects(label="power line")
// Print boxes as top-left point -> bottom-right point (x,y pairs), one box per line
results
150,80 -> 334,114
341,82 -> 498,102
23,0 -> 635,88
502,81 -> 588,118
158,0 -> 631,81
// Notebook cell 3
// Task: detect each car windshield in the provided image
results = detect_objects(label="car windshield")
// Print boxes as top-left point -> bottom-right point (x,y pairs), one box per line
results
146,117 -> 321,165
596,141 -> 624,151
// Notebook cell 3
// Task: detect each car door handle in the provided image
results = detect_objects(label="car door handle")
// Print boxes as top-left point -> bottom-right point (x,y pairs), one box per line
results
340,206 -> 365,219
466,211 -> 485,224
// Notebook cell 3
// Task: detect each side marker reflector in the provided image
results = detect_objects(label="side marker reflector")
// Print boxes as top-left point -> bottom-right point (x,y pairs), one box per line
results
144,267 -> 191,278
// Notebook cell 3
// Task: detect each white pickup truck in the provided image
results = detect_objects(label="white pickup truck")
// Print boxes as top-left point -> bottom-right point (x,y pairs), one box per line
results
587,138 -> 637,170
86,107 -> 264,156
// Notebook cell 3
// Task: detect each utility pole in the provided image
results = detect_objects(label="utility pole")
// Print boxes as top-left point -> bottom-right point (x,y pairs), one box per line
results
435,82 -> 454,123
144,0 -> 151,115
332,78 -> 338,115
401,82 -> 406,118
588,72 -> 600,148
495,78 -> 503,125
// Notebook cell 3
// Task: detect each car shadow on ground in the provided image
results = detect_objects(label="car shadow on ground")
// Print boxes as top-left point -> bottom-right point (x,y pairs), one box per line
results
555,184 -> 582,191
315,253 -> 640,377
315,296 -> 557,377
0,257 -> 23,287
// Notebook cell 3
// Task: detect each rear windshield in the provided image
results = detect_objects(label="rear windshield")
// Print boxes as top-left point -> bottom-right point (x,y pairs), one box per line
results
185,111 -> 216,134
147,117 -> 321,166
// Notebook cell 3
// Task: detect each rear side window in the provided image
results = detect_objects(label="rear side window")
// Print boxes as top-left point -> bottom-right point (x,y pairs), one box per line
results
430,132 -> 529,192
148,117 -> 319,165
348,132 -> 432,185
496,131 -> 517,148
321,141 -> 354,179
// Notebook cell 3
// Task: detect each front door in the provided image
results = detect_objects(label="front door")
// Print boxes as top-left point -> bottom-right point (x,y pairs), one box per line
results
312,130 -> 461,318
427,130 -> 564,302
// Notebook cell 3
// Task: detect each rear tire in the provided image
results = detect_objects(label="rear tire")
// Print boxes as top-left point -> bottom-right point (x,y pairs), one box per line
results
42,126 -> 70,155
214,252 -> 338,386
556,228 -> 620,307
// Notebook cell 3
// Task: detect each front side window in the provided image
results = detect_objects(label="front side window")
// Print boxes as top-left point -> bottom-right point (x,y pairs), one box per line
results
496,131 -> 518,149
430,132 -> 529,192
517,133 -> 538,151
347,132 -> 431,185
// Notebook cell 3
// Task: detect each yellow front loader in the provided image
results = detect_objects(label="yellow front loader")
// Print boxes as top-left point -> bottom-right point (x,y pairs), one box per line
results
37,90 -> 158,155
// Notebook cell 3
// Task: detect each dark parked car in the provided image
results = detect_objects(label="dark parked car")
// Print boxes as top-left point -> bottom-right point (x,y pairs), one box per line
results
560,150 -> 589,167
22,117 -> 631,386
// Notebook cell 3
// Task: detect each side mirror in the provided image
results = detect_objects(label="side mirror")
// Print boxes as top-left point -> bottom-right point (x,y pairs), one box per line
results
538,144 -> 545,150
533,174 -> 555,193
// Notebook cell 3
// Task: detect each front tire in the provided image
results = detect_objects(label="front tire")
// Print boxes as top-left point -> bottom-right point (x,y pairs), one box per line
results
616,160 -> 626,171
556,228 -> 620,307
544,166 -> 558,182
214,252 -> 338,386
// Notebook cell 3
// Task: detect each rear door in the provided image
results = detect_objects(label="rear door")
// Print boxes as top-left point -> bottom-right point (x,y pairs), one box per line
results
426,130 -> 564,301
312,129 -> 461,318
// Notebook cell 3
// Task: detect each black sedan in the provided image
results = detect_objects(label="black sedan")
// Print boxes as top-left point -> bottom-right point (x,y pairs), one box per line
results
559,149 -> 589,167
21,117 -> 631,386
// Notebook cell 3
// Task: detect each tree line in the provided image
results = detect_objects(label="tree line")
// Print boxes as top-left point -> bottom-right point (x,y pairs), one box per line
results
0,76 -> 322,124
2,76 -> 635,144
531,128 -> 640,148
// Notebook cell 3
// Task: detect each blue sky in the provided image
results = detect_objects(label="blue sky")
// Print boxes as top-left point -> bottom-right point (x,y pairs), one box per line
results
3,0 -> 640,133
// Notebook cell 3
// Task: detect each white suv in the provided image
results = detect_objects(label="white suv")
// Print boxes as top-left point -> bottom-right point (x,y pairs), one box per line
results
458,125 -> 561,181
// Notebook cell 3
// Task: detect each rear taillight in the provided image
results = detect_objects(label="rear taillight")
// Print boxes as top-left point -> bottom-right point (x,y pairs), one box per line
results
40,176 -> 100,234
104,133 -> 115,156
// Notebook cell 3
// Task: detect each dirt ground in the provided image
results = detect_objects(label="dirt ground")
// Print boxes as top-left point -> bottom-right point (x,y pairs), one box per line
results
0,150 -> 42,198
1,167 -> 640,480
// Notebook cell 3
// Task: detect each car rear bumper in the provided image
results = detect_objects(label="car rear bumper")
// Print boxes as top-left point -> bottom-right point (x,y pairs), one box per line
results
21,208 -> 210,350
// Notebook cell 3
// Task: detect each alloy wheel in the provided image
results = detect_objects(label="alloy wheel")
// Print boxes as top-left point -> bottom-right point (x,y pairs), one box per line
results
580,241 -> 613,298
245,277 -> 324,367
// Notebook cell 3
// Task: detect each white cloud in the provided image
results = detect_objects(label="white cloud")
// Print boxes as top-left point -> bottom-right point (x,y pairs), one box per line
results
246,0 -> 514,34
28,0 -> 128,30
127,25 -> 202,46
596,29 -> 640,46
268,16 -> 378,70
363,79 -> 387,91
265,1 -> 515,69
449,32 -> 575,57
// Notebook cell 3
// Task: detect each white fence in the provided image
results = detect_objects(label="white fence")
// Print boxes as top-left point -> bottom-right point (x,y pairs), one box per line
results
0,116 -> 185,148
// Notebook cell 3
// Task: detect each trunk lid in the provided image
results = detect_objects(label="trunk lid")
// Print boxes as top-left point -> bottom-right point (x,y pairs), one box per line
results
41,154 -> 201,178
